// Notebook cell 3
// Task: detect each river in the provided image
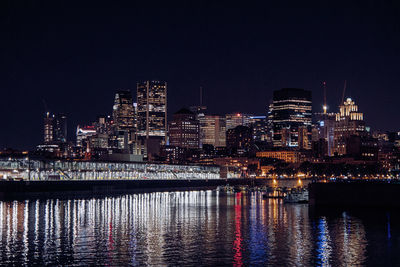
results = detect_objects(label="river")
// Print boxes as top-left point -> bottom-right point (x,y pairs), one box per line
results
0,190 -> 398,266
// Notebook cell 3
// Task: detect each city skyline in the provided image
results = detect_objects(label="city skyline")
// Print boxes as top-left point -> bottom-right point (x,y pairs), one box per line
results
2,1 -> 400,149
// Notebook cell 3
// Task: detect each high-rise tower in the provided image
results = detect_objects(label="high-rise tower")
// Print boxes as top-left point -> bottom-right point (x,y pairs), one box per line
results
334,97 -> 366,155
112,90 -> 135,132
271,88 -> 312,148
136,81 -> 167,141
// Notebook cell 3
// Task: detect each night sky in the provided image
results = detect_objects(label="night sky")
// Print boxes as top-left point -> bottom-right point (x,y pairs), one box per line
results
1,1 -> 400,149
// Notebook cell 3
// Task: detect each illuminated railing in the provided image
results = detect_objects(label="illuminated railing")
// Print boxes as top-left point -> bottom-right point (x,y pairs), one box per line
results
0,158 -> 221,181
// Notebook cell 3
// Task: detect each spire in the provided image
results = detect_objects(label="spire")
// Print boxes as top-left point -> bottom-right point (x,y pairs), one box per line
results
322,81 -> 327,114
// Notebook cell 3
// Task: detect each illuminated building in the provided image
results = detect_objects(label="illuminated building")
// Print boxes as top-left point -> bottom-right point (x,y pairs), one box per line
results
44,113 -> 67,144
314,112 -> 336,156
334,98 -> 366,155
271,88 -> 312,148
169,108 -> 200,149
44,112 -> 54,143
113,90 -> 135,132
53,114 -> 67,142
136,81 -> 167,140
93,115 -> 114,135
226,126 -> 253,155
256,150 -> 305,163
225,113 -> 252,130
136,81 -> 167,159
76,125 -> 97,147
249,116 -> 268,142
199,115 -> 226,147
346,135 -> 378,161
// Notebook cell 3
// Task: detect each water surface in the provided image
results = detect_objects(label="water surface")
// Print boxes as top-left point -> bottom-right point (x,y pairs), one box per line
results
0,191 -> 398,266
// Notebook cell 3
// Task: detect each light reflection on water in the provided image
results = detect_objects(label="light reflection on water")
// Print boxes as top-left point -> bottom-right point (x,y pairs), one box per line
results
0,191 -> 395,266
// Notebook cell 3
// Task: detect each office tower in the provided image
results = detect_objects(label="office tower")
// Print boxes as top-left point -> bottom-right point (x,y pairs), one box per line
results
76,125 -> 97,147
137,81 -> 167,140
113,90 -> 135,132
225,113 -> 253,130
271,88 -> 312,148
169,108 -> 200,149
266,103 -> 274,143
44,112 -> 67,143
249,115 -> 267,142
226,125 -> 253,155
94,115 -> 114,135
334,97 -> 366,155
53,114 -> 67,142
314,112 -> 336,156
44,112 -> 54,143
199,115 -> 226,147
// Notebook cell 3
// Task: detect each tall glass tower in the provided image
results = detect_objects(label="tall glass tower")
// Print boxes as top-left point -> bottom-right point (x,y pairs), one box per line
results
272,88 -> 312,148
136,81 -> 167,142
112,90 -> 135,132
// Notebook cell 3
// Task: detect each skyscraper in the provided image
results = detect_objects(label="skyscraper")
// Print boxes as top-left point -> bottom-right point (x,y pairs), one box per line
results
225,113 -> 253,130
137,81 -> 167,141
226,125 -> 253,155
199,115 -> 226,147
112,90 -> 135,132
44,112 -> 54,143
169,108 -> 200,149
249,115 -> 268,142
53,114 -> 67,143
43,112 -> 67,143
334,97 -> 366,155
271,88 -> 312,148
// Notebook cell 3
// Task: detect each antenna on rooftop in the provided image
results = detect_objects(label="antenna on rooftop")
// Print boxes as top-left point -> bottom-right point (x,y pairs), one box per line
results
199,86 -> 203,106
322,81 -> 327,114
341,80 -> 347,104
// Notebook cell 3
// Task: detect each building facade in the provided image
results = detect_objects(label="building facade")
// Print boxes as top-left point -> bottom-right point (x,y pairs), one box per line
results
271,88 -> 312,148
199,115 -> 226,148
226,125 -> 253,155
112,91 -> 135,132
43,112 -> 67,144
225,113 -> 252,130
334,97 -> 366,155
136,81 -> 167,141
169,108 -> 200,149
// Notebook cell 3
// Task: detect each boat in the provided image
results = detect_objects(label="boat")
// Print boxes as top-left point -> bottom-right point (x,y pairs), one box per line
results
284,188 -> 309,203
262,193 -> 284,199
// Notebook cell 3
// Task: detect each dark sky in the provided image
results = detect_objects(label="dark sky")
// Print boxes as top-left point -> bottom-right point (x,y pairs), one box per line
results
1,0 -> 400,149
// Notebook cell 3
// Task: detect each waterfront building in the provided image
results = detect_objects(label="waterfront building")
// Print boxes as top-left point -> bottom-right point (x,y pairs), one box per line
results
256,150 -> 306,163
199,115 -> 226,148
169,108 -> 200,149
334,97 -> 366,155
271,88 -> 312,148
346,135 -> 378,161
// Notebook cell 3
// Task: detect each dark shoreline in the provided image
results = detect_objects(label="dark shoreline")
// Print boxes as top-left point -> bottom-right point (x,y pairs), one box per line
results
309,180 -> 400,208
